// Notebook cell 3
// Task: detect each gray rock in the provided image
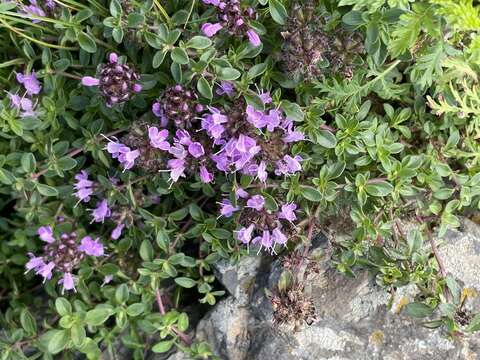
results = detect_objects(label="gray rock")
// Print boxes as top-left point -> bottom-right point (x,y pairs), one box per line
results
187,220 -> 480,360
213,255 -> 265,305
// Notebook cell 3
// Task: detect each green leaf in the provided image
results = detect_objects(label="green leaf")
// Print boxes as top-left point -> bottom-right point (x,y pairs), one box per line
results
47,330 -> 69,354
248,63 -> 268,79
21,153 -> 36,173
37,184 -> 59,197
85,308 -> 114,326
281,101 -> 304,122
55,298 -> 72,316
109,0 -> 122,17
20,308 -> 37,334
301,186 -> 322,202
77,32 -> 97,53
217,67 -> 241,80
171,47 -> 189,64
57,157 -> 77,171
153,50 -> 167,68
139,239 -> 153,261
175,277 -> 197,288
466,313 -> 480,332
316,130 -> 337,148
343,11 -> 365,26
197,77 -> 213,99
127,13 -> 145,27
126,303 -> 145,317
407,229 -> 423,254
152,340 -> 174,353
405,302 -> 434,318
269,0 -> 287,25
71,323 -> 86,347
115,284 -> 130,304
364,181 -> 394,197
0,168 -> 15,185
186,36 -> 212,49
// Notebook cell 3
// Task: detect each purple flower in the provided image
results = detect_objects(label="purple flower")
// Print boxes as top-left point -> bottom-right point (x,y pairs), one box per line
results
219,199 -> 239,217
263,109 -> 281,132
16,71 -> 41,95
22,1 -> 46,23
45,0 -> 55,9
102,275 -> 114,286
247,195 -> 264,211
25,253 -> 45,273
7,92 -> 35,117
272,227 -> 288,246
199,166 -> 214,183
90,199 -> 111,223
81,76 -> 100,86
259,91 -> 272,104
111,223 -> 125,240
188,142 -> 205,158
202,22 -> 223,37
38,226 -> 55,243
133,84 -> 142,92
254,230 -> 273,251
106,139 -> 140,170
278,203 -> 297,222
257,161 -> 267,182
36,261 -> 55,281
236,224 -> 255,244
79,236 -> 105,257
59,272 -> 75,293
235,187 -> 249,199
275,155 -> 303,176
168,158 -> 186,182
203,0 -> 220,5
246,105 -> 266,128
216,81 -> 235,96
283,129 -> 305,143
247,29 -> 261,47
109,52 -> 118,64
149,127 -> 170,150
74,170 -> 94,203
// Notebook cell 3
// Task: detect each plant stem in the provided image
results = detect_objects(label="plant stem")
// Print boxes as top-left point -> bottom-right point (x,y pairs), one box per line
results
155,289 -> 192,345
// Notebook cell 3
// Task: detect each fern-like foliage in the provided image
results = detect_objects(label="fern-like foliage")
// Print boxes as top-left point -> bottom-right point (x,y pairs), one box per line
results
431,0 -> 480,31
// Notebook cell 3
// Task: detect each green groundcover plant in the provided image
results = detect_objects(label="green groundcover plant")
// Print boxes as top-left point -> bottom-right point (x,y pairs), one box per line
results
0,0 -> 480,358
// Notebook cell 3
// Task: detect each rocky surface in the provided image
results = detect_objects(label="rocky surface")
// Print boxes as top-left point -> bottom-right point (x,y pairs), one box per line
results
166,218 -> 480,360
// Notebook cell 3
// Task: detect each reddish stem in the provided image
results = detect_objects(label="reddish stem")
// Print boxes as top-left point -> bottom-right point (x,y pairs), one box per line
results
155,288 -> 192,345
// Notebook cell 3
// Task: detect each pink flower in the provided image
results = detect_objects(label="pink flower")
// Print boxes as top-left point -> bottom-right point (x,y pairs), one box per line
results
247,29 -> 261,47
236,224 -> 255,244
59,272 -> 76,293
38,226 -> 55,243
78,236 -> 105,257
90,199 -> 111,223
278,203 -> 297,222
247,195 -> 264,211
81,76 -> 100,86
199,166 -> 214,183
201,22 -> 223,37
111,223 -> 125,240
149,127 -> 170,150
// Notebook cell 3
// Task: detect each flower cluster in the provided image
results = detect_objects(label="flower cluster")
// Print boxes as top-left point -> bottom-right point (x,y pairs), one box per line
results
201,0 -> 261,47
7,70 -> 41,118
72,171 -> 154,240
20,0 -> 56,22
25,226 -> 104,293
82,53 -> 142,107
152,85 -> 204,129
143,88 -> 304,185
220,192 -> 298,253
